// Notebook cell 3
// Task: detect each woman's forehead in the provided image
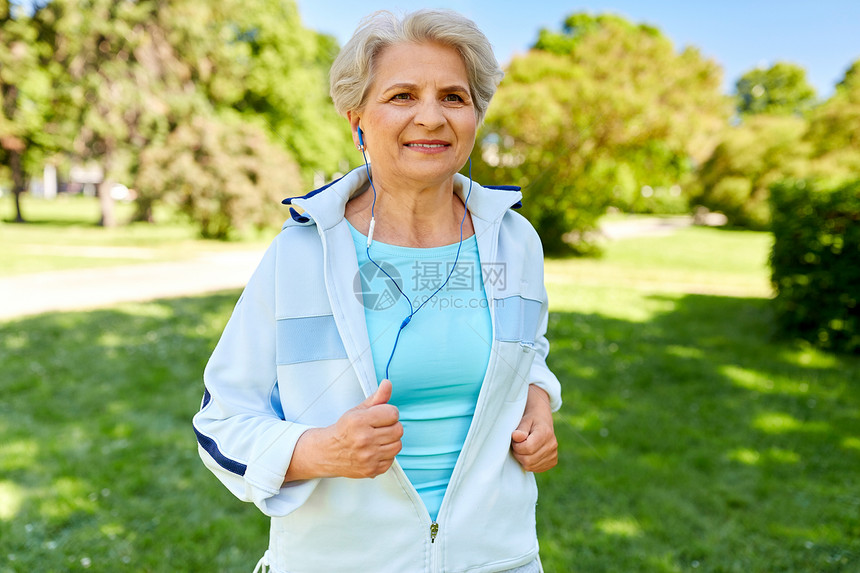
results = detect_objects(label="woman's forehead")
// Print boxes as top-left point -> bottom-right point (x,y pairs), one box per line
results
371,42 -> 468,87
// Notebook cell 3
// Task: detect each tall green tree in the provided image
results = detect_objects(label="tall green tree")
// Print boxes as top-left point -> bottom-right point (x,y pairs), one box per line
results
836,60 -> 860,92
141,0 -> 352,182
472,13 -> 729,254
225,0 -> 353,181
702,60 -> 859,229
43,0 -> 167,227
735,62 -> 816,116
804,58 -> 860,180
136,113 -> 301,239
0,0 -> 52,222
116,0 -> 252,223
40,0 -> 336,233
693,115 -> 810,229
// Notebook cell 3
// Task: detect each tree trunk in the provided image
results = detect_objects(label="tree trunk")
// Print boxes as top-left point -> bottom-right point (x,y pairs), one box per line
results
9,149 -> 26,223
131,198 -> 155,223
98,178 -> 116,227
2,82 -> 26,222
13,188 -> 25,223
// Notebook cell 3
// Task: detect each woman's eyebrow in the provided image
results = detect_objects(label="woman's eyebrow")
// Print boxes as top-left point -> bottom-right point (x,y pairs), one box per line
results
381,82 -> 419,92
439,84 -> 471,94
381,82 -> 470,93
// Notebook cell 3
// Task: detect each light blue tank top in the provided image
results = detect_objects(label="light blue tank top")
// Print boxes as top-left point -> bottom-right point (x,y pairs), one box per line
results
348,221 -> 492,520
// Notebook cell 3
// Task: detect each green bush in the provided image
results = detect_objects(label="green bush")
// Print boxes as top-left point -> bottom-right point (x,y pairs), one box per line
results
769,179 -> 860,353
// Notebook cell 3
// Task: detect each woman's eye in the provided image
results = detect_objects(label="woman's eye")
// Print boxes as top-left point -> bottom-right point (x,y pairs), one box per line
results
444,94 -> 465,103
392,93 -> 411,101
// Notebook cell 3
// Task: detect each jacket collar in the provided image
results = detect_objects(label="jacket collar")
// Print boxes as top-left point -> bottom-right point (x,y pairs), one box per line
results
283,166 -> 522,230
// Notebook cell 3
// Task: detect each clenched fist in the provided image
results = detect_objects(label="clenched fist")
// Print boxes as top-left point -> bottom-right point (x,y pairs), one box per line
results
285,379 -> 403,482
511,385 -> 558,473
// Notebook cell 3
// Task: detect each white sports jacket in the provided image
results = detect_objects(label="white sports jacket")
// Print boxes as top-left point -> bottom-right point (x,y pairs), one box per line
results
193,167 -> 562,573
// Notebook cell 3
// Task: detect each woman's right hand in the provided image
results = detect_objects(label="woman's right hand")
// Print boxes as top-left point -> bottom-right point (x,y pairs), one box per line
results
284,379 -> 403,482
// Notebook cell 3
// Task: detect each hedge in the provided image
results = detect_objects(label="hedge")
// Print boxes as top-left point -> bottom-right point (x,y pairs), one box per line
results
769,179 -> 860,354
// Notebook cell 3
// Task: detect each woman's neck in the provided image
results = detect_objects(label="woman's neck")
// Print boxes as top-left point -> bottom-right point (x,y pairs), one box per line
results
345,177 -> 473,248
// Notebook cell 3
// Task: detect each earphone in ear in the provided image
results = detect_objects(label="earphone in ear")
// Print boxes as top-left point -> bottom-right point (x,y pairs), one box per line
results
357,126 -> 365,150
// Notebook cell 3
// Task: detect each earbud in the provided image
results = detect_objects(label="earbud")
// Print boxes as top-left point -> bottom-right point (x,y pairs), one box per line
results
357,126 -> 365,150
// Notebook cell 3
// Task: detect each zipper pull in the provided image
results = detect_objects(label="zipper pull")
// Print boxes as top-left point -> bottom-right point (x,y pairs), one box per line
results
430,521 -> 439,543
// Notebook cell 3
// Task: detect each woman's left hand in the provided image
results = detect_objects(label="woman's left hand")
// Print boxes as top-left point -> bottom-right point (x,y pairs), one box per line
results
511,385 -> 558,473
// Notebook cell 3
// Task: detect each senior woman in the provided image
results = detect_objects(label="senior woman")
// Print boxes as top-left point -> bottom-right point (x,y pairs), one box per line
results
193,9 -> 561,573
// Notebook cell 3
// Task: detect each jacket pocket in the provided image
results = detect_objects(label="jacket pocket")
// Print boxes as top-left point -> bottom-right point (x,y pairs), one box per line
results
275,315 -> 347,365
493,296 -> 542,402
493,295 -> 542,346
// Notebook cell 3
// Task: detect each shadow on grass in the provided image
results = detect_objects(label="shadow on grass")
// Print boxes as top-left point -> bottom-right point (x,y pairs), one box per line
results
540,294 -> 860,572
1,291 -> 858,572
0,291 -> 268,572
1,218 -> 104,227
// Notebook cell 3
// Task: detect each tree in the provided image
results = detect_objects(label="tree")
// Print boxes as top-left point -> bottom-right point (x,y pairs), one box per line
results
836,60 -> 860,92
136,113 -> 301,239
132,0 -> 352,183
5,0 -> 368,237
700,60 -> 860,230
118,0 -> 253,223
803,58 -> 860,181
735,62 -> 816,116
38,0 -> 339,232
0,0 -> 52,222
133,0 -> 351,222
472,13 -> 729,254
42,0 -> 169,227
693,115 -> 810,229
224,0 -> 354,181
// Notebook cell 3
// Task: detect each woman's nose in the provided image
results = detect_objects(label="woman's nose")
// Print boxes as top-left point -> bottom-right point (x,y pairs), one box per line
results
413,100 -> 445,130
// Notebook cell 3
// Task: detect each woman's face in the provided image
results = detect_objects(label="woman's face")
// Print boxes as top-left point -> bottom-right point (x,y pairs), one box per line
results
349,41 -> 477,190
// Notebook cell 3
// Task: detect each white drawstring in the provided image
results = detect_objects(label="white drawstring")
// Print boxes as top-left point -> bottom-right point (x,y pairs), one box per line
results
252,550 -> 270,573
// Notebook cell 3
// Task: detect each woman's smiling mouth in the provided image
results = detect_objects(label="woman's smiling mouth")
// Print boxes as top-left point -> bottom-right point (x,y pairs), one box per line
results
405,141 -> 450,151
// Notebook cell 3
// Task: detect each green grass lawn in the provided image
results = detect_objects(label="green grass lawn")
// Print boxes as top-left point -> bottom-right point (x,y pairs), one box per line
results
1,195 -> 271,276
1,223 -> 858,572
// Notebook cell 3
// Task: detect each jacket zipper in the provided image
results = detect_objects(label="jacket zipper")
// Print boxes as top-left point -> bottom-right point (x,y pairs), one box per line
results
430,520 -> 440,572
389,459 -> 439,568
428,218 -> 500,569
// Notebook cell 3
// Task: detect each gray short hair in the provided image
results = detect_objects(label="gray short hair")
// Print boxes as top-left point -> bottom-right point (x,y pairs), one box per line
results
330,9 -> 504,124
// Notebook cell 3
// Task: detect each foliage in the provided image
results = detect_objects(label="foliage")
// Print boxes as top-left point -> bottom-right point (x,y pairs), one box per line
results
224,0 -> 354,180
39,0 -> 168,226
472,13 -> 729,255
736,62 -> 817,116
769,178 -> 860,354
19,0 -> 347,234
136,114 -> 300,240
693,115 -> 810,229
804,58 -> 860,181
0,0 -> 53,221
696,59 -> 860,231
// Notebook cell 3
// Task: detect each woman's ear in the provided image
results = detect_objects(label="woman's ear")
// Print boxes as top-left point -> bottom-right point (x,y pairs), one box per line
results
348,111 -> 363,150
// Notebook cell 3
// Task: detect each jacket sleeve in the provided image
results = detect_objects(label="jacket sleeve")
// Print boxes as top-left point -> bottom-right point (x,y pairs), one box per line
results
529,285 -> 563,412
192,240 -> 320,517
520,213 -> 562,412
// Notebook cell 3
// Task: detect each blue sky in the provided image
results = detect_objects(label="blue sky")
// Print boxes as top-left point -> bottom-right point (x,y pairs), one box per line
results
295,0 -> 860,98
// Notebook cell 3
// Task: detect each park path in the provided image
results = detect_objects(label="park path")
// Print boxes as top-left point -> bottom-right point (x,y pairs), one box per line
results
0,249 -> 264,321
0,216 -> 694,322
